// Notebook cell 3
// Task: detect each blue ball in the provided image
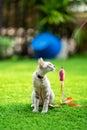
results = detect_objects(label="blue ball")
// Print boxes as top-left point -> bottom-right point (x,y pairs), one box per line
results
31,32 -> 62,59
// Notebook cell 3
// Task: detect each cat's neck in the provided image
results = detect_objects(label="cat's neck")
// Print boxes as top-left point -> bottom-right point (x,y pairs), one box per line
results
36,66 -> 46,77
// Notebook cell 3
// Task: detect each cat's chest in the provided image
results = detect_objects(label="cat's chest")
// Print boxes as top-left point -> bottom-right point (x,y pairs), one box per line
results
35,78 -> 47,87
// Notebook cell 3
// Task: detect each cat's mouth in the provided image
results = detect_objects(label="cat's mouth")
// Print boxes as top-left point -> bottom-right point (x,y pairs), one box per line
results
53,68 -> 56,71
51,67 -> 55,71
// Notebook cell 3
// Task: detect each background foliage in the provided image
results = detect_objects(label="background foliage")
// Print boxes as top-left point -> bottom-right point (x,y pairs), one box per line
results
0,0 -> 87,56
1,0 -> 74,29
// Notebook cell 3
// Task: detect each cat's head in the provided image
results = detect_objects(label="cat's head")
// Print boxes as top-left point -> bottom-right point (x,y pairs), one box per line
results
38,58 -> 55,73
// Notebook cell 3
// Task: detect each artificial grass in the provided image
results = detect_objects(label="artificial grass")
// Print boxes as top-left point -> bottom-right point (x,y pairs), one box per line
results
0,56 -> 87,130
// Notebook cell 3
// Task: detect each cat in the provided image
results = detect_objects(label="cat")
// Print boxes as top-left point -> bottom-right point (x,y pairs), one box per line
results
31,58 -> 55,113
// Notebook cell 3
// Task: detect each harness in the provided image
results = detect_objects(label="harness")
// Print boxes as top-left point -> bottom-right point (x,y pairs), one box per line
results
36,72 -> 44,79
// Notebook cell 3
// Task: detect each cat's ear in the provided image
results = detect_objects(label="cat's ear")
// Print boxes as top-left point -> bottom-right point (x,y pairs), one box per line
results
38,57 -> 44,68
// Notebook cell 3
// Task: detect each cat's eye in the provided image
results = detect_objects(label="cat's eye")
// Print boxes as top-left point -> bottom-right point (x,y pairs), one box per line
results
48,64 -> 52,67
49,63 -> 52,66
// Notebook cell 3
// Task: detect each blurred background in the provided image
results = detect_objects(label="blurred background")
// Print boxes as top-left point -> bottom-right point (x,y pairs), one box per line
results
0,0 -> 87,59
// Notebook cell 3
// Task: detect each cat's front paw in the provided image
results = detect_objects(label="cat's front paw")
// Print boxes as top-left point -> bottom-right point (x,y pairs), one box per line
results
31,104 -> 34,108
41,110 -> 48,113
33,109 -> 38,113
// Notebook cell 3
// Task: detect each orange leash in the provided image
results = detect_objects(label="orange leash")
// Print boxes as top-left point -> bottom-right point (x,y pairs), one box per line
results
40,86 -> 43,102
49,97 -> 87,108
40,87 -> 42,97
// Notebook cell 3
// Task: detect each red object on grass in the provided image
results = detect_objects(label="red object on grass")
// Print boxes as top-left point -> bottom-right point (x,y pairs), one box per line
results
64,97 -> 73,104
68,103 -> 79,106
65,97 -> 79,107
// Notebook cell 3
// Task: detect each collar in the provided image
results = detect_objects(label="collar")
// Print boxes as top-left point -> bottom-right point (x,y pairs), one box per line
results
36,72 -> 44,79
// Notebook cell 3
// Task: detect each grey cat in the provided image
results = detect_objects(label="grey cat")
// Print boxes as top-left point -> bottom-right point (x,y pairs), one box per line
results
31,58 -> 55,113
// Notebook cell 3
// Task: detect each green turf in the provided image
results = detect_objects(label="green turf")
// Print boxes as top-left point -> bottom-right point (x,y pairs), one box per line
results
0,56 -> 87,130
